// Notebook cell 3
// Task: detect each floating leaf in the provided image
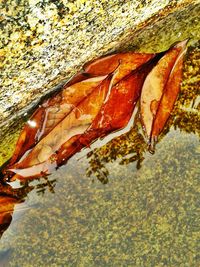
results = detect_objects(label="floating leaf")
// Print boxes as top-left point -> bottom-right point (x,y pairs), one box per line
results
140,40 -> 187,144
9,74 -> 113,178
151,41 -> 188,142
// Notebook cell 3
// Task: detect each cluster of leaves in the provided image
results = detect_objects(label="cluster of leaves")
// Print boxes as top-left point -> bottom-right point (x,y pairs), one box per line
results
86,42 -> 200,183
2,41 -> 187,182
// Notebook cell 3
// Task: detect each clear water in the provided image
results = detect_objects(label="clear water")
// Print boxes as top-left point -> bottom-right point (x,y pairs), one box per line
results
0,129 -> 199,266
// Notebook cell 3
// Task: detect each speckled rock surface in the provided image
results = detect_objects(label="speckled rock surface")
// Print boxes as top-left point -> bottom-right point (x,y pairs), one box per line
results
0,0 -> 198,134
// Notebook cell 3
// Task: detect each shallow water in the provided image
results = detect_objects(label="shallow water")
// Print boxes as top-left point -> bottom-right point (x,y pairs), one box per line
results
0,5 -> 200,267
0,129 -> 199,266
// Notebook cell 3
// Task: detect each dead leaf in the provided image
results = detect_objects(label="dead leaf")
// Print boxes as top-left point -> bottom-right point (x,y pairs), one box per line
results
6,53 -> 155,179
9,74 -> 112,178
10,53 -> 154,168
140,40 -> 187,143
151,40 -> 187,142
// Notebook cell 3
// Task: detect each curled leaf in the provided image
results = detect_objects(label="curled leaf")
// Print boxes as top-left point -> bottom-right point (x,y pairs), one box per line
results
151,41 -> 187,142
140,40 -> 187,143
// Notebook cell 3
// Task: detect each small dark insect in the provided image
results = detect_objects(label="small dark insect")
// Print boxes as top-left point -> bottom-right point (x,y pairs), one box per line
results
2,40 -> 187,180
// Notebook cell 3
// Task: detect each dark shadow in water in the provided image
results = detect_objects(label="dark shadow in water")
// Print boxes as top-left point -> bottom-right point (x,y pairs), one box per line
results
0,42 -> 199,240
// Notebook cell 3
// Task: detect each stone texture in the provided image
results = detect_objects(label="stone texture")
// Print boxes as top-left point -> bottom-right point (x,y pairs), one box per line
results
0,0 -> 197,131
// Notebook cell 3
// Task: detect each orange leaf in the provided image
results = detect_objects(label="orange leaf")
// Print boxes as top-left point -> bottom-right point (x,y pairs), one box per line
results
83,53 -> 155,84
10,75 -> 106,165
54,60 -> 155,170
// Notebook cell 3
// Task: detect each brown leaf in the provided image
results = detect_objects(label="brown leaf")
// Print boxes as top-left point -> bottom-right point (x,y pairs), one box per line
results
83,53 -> 155,84
4,41 -> 187,180
55,63 -> 153,168
9,75 -> 112,178
10,75 -> 106,165
140,40 -> 187,142
10,53 -> 154,167
6,53 -> 155,179
151,40 -> 187,142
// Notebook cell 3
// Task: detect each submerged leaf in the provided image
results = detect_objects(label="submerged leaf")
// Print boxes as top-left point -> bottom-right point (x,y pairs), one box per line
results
79,62 -> 154,145
9,75 -> 113,178
10,75 -> 106,165
55,62 -> 154,167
